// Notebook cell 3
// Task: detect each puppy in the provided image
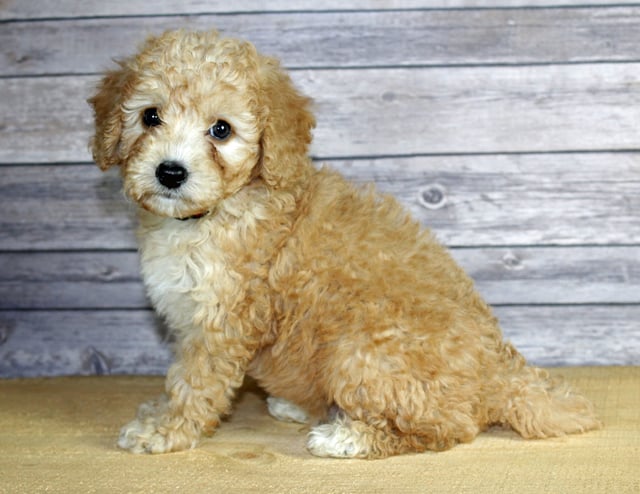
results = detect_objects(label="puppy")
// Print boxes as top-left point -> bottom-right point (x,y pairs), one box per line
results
89,30 -> 600,458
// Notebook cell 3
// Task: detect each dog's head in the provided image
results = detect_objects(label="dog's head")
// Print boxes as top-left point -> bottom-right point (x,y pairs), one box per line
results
88,30 -> 315,219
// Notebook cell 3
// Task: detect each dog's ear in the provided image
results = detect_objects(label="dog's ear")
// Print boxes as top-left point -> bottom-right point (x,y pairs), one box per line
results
258,57 -> 316,189
87,64 -> 132,171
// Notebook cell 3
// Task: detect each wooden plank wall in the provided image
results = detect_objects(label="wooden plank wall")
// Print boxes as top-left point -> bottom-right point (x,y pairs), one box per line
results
1,0 -> 639,376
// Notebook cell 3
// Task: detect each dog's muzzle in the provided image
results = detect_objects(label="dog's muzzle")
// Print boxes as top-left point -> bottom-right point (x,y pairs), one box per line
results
154,161 -> 208,220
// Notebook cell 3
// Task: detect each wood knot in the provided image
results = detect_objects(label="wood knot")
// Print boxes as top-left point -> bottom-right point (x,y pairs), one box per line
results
82,346 -> 111,375
418,184 -> 447,210
502,251 -> 524,270
0,322 -> 14,345
98,265 -> 123,281
382,91 -> 397,102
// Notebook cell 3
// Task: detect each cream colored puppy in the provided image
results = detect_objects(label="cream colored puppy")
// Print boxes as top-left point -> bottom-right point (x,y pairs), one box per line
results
89,30 -> 600,458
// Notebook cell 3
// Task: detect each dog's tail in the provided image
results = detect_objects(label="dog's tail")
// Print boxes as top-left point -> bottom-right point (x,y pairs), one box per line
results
498,362 -> 602,439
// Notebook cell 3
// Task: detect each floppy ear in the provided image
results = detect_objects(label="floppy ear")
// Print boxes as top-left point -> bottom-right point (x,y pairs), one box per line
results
87,64 -> 132,170
258,57 -> 316,189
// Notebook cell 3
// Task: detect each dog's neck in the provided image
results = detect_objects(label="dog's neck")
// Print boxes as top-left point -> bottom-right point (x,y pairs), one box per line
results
176,211 -> 209,221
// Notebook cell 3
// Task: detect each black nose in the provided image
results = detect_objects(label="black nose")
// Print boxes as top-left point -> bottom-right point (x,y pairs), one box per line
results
156,161 -> 188,189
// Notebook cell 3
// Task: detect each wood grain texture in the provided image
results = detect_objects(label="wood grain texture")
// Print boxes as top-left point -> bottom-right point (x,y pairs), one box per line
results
0,165 -> 136,250
0,369 -> 636,494
5,1 -> 639,21
1,246 -> 639,310
1,1 -> 638,375
2,63 -> 640,164
0,310 -> 172,376
4,7 -> 640,76
1,306 -> 637,376
2,154 -> 638,250
0,251 -> 147,309
335,154 -> 640,247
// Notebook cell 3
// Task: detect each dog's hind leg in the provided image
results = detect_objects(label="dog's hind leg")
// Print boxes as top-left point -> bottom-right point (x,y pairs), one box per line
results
306,407 -> 473,459
307,370 -> 484,459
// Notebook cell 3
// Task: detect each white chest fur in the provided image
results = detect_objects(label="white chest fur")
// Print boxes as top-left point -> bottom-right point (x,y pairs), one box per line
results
137,214 -> 232,337
134,185 -> 281,342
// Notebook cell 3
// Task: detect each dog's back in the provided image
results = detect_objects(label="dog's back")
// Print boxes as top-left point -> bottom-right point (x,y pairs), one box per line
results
250,167 -> 601,457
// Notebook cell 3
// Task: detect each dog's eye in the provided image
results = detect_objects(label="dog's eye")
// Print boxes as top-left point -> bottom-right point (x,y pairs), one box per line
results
142,108 -> 162,127
209,120 -> 232,141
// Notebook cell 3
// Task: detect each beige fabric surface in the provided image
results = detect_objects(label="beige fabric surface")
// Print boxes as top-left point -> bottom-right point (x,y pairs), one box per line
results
0,367 -> 638,493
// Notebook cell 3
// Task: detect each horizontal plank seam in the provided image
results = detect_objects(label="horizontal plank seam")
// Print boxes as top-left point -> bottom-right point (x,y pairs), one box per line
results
0,248 -> 139,255
0,307 -> 153,313
1,302 -> 639,313
2,148 -> 640,169
311,148 -> 640,162
448,243 -> 640,250
289,60 -> 640,71
3,243 -> 640,255
492,302 -> 640,308
3,243 -> 640,256
3,3 -> 640,25
6,59 -> 640,80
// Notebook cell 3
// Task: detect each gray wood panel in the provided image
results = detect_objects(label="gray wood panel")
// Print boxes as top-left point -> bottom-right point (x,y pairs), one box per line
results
0,252 -> 147,310
2,64 -> 640,164
0,165 -> 136,250
1,1 -> 638,375
5,1 -> 637,21
338,154 -> 640,247
2,153 -> 638,250
1,247 -> 638,310
1,305 -> 637,377
496,305 -> 640,367
450,246 -> 640,305
4,7 -> 640,77
0,310 -> 172,377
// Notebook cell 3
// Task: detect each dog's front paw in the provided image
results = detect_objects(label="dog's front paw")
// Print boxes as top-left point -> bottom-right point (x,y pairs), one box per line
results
118,418 -> 166,453
118,417 -> 198,454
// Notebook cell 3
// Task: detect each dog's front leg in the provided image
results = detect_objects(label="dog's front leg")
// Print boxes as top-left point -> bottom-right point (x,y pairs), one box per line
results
118,334 -> 248,454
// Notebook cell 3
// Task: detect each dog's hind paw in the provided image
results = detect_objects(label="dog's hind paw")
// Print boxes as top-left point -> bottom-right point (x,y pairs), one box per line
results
307,420 -> 370,458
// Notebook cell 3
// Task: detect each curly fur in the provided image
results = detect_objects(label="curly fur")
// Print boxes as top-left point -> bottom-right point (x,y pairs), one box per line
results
89,30 -> 601,458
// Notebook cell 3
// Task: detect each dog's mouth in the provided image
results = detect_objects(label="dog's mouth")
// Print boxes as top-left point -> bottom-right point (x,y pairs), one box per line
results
133,189 -> 214,221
